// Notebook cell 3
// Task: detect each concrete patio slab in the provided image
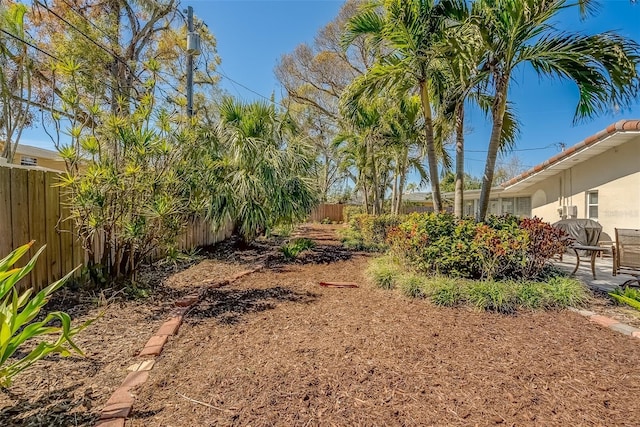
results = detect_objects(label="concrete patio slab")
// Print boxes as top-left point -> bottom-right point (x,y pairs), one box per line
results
553,253 -> 628,292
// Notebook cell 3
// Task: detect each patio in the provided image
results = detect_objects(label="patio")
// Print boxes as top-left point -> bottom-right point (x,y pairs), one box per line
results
555,252 -> 629,292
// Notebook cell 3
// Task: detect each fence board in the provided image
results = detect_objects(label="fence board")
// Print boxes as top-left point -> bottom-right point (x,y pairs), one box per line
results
308,204 -> 346,223
44,173 -> 61,283
28,170 -> 47,288
1,165 -> 233,291
0,167 -> 12,258
10,168 -> 30,268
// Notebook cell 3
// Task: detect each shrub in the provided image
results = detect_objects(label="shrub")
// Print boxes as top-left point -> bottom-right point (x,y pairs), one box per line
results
366,256 -> 402,289
474,223 -> 528,280
467,280 -> 518,314
341,213 -> 403,252
387,213 -> 568,281
609,287 -> 640,311
281,238 -> 316,260
343,205 -> 365,223
398,273 -> 425,298
423,277 -> 465,307
387,213 -> 483,278
0,242 -> 92,387
544,277 -> 587,307
519,217 -> 571,278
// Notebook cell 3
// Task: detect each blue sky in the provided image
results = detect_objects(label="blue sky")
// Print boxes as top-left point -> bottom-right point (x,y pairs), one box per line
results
24,0 -> 640,178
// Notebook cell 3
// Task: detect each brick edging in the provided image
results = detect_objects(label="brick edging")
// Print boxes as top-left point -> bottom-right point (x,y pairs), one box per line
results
570,307 -> 640,340
95,264 -> 264,426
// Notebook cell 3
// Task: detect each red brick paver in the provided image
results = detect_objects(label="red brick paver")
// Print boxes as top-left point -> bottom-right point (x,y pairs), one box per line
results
95,418 -> 125,427
589,315 -> 619,328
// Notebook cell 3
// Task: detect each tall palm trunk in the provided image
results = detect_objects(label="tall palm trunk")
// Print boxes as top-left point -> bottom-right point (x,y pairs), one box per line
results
477,76 -> 508,221
396,147 -> 408,215
454,101 -> 465,218
419,80 -> 442,212
391,163 -> 398,214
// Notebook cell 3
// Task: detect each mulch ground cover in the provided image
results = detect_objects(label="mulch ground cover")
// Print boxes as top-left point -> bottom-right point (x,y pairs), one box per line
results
2,224 -> 640,426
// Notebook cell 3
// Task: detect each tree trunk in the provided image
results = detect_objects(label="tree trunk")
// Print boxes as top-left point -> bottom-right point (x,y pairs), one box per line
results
397,148 -> 408,215
391,163 -> 398,215
419,79 -> 442,212
478,77 -> 508,221
454,102 -> 465,218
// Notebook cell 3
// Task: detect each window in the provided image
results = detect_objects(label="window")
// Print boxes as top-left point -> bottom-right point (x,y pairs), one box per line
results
587,191 -> 598,220
501,198 -> 515,215
515,197 -> 531,217
20,156 -> 37,166
463,200 -> 475,217
489,199 -> 500,215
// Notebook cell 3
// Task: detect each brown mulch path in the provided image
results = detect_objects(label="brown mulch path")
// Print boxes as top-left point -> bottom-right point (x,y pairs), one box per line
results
0,257 -> 249,427
130,224 -> 640,427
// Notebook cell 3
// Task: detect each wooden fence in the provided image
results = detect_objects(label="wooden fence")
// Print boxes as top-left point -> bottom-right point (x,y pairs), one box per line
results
0,165 -> 232,292
308,203 -> 348,223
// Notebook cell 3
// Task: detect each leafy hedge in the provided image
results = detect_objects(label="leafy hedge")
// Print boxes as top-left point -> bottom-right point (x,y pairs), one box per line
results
339,213 -> 404,252
386,213 -> 569,281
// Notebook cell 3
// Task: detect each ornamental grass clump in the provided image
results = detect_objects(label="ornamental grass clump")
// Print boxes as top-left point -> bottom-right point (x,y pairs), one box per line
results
609,287 -> 640,311
397,273 -> 426,298
367,258 -> 587,313
281,238 -> 316,260
0,242 -> 92,387
366,255 -> 402,289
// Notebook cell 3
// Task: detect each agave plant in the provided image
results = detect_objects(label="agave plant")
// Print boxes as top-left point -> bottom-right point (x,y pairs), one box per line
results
0,242 -> 91,387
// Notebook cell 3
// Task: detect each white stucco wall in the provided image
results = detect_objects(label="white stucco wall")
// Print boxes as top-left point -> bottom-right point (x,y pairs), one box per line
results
526,135 -> 640,239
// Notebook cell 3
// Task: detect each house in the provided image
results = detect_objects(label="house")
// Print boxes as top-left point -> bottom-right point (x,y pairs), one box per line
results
405,120 -> 640,238
0,144 -> 66,171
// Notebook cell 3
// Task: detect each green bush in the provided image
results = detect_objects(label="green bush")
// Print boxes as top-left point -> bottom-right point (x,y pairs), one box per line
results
343,205 -> 365,223
367,256 -> 587,312
609,287 -> 640,311
341,213 -> 403,252
366,256 -> 402,289
0,242 -> 92,387
387,213 -> 484,278
423,277 -> 464,307
386,213 -> 568,281
544,277 -> 587,308
398,273 -> 425,298
467,280 -> 518,314
281,238 -> 316,260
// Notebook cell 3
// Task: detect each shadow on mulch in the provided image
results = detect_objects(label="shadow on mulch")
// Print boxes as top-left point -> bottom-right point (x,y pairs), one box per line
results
293,244 -> 354,265
128,407 -> 165,421
201,235 -> 356,269
0,383 -> 97,427
189,287 -> 318,325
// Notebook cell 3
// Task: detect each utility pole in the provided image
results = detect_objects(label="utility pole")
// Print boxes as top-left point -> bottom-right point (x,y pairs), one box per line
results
185,6 -> 195,118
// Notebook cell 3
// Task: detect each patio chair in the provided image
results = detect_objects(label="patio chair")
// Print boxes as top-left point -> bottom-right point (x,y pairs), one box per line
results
612,228 -> 640,287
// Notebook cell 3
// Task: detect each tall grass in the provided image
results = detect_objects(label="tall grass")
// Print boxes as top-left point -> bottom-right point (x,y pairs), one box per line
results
366,255 -> 403,289
366,256 -> 587,313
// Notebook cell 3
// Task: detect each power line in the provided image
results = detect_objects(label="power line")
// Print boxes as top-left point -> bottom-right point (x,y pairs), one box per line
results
214,68 -> 286,107
448,143 -> 557,153
56,0 -> 119,45
0,28 -> 139,106
34,0 -> 143,85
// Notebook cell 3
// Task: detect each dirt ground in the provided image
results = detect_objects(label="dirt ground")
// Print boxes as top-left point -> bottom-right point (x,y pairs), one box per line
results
2,224 -> 640,426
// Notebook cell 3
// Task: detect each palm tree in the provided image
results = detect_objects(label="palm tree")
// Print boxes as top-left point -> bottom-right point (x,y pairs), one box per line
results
341,0 -> 454,212
206,97 -> 318,240
383,95 -> 429,215
471,0 -> 640,221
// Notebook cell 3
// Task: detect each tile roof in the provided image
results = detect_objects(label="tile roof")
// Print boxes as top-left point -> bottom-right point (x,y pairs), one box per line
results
500,119 -> 640,189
